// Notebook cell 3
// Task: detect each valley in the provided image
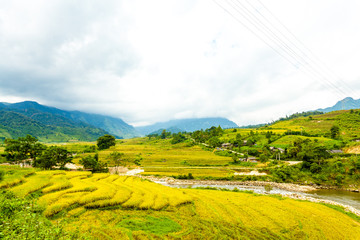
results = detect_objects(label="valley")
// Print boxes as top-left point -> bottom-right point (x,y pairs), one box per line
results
1,106 -> 360,239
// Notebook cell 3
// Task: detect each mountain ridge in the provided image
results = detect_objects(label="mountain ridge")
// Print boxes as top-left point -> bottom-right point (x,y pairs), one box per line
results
317,97 -> 360,113
0,101 -> 140,140
136,117 -> 239,135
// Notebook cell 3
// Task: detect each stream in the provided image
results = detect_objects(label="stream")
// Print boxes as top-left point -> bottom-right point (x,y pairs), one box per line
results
157,182 -> 360,211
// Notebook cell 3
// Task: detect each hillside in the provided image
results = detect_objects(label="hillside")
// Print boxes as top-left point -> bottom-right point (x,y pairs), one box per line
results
1,167 -> 360,239
268,109 -> 360,140
136,117 -> 239,135
0,101 -> 140,139
0,109 -> 108,142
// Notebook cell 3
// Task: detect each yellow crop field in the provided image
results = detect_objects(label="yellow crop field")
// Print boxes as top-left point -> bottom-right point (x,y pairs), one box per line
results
0,166 -> 35,188
98,138 -> 233,167
6,170 -> 192,216
2,167 -> 360,239
63,187 -> 360,239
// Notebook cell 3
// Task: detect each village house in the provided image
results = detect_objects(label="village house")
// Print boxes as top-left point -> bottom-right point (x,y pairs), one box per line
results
269,146 -> 285,154
327,150 -> 343,154
221,143 -> 232,149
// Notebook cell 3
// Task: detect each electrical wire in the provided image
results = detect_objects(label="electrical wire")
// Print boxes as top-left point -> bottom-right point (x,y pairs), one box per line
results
212,0 -> 355,99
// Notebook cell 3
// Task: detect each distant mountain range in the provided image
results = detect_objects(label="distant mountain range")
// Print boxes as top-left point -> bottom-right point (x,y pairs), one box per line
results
0,101 -> 241,142
136,117 -> 239,135
0,101 -> 139,142
317,97 -> 360,113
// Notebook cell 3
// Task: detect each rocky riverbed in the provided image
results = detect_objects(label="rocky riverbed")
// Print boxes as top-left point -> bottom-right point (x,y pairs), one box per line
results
140,175 -> 317,192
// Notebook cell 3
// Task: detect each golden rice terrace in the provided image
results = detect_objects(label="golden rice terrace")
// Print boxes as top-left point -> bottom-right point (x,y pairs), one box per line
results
2,167 -> 360,239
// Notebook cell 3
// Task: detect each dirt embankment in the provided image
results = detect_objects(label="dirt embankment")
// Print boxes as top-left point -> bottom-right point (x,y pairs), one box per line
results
345,145 -> 360,154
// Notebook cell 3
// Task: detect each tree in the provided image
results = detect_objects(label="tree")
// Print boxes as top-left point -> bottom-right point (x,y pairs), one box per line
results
232,155 -> 239,164
0,169 -> 4,181
80,153 -> 107,172
207,136 -> 221,148
171,133 -> 186,144
234,133 -> 242,146
107,151 -> 125,167
4,135 -> 45,164
34,146 -> 72,169
259,154 -> 268,163
160,129 -> 167,139
97,134 -> 116,150
330,125 -> 340,139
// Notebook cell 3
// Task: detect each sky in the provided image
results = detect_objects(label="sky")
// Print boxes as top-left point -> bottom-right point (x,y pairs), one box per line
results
0,0 -> 360,127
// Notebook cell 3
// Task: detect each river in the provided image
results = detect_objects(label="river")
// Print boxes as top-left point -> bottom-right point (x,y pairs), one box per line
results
157,182 -> 360,211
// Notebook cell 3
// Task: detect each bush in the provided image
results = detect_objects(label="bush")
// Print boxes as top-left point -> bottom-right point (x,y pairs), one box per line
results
0,169 -> 4,181
0,190 -> 83,239
80,154 -> 108,173
173,173 -> 194,179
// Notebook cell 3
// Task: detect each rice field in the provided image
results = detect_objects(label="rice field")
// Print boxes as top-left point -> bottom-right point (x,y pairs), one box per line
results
4,170 -> 192,218
64,187 -> 360,239
1,167 -> 360,239
98,138 -> 233,167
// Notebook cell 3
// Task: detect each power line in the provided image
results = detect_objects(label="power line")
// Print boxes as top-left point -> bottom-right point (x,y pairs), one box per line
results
253,0 -> 357,97
225,0 -> 348,98
213,0 -> 354,99
232,0 -> 349,97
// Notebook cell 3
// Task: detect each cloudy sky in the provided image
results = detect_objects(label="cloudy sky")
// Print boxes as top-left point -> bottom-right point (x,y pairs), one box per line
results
1,0 -> 360,126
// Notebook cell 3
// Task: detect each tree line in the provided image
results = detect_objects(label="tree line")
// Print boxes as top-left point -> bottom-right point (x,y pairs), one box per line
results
2,134 -> 117,171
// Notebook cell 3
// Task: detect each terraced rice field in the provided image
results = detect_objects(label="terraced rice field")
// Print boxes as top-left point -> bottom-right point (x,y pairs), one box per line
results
1,167 -> 360,239
98,138 -> 233,167
11,171 -> 192,217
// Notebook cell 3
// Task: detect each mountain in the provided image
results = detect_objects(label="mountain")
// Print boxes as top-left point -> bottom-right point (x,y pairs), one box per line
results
0,101 -> 140,140
0,109 -> 109,142
136,117 -> 239,135
148,127 -> 184,135
317,97 -> 360,113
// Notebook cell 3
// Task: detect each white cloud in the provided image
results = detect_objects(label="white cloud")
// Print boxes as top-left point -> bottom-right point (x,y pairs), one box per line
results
1,0 -> 360,126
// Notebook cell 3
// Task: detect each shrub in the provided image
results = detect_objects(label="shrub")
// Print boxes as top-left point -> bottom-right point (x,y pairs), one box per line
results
0,190 -> 81,239
0,169 -> 4,181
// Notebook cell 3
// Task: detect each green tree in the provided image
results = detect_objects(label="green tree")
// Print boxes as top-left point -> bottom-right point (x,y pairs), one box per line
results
80,153 -> 107,173
0,169 -> 4,181
4,135 -> 45,164
234,133 -> 242,145
259,154 -> 268,163
108,151 -> 125,167
160,129 -> 167,139
35,146 -> 72,169
232,155 -> 239,164
330,125 -> 340,139
207,136 -> 221,148
171,133 -> 186,144
97,134 -> 116,150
